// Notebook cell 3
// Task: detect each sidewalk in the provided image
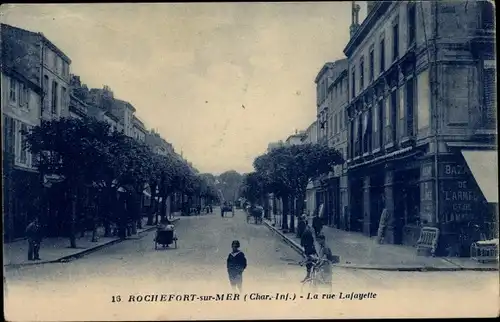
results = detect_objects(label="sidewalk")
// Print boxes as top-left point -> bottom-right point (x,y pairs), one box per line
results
264,219 -> 498,272
4,216 -> 179,268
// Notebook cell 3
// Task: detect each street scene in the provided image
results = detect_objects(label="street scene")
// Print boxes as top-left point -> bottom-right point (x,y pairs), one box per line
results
4,209 -> 498,320
2,1 -> 499,321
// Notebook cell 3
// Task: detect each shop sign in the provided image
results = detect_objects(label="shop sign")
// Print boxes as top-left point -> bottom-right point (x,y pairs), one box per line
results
440,162 -> 479,223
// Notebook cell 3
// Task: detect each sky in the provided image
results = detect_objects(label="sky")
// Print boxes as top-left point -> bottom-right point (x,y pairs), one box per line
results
1,2 -> 367,175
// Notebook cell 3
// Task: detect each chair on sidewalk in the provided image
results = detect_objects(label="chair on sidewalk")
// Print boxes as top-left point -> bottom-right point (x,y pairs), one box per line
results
416,227 -> 440,257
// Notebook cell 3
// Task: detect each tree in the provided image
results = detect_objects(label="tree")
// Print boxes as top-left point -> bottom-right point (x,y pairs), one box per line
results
252,143 -> 343,232
218,170 -> 243,202
25,117 -> 113,247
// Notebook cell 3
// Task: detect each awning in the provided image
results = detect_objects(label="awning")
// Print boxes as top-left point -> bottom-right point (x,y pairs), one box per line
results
461,150 -> 498,203
143,191 -> 151,197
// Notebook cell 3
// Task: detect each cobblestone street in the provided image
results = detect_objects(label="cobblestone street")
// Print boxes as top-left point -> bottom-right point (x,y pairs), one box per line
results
5,209 -> 498,320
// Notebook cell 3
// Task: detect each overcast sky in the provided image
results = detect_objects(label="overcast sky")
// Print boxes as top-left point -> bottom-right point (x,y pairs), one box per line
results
1,3 -> 367,175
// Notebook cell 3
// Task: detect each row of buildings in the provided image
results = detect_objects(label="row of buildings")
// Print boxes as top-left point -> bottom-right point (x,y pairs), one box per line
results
1,23 -> 179,241
268,1 -> 497,256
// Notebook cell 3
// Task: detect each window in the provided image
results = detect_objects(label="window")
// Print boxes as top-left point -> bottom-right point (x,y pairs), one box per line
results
390,90 -> 397,141
380,38 -> 386,73
44,48 -> 49,65
19,83 -> 28,108
360,58 -> 365,89
408,3 -> 416,45
9,79 -> 17,102
53,54 -> 58,73
393,23 -> 399,61
406,78 -> 415,136
339,111 -> 343,131
334,113 -> 338,134
61,87 -> 67,110
351,68 -> 356,98
51,81 -> 58,115
369,49 -> 375,82
373,103 -> 379,148
19,123 -> 28,164
43,75 -> 49,113
480,0 -> 494,29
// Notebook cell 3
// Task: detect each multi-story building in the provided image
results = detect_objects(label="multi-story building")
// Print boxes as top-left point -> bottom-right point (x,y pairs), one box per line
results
326,59 -> 350,229
302,121 -> 319,216
313,59 -> 350,228
285,130 -> 306,146
132,115 -> 147,143
145,129 -> 175,156
315,62 -> 335,146
344,1 -> 496,254
1,23 -> 71,240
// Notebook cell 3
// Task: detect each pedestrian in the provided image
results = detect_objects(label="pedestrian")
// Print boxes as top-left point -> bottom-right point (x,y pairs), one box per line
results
316,234 -> 334,292
300,222 -> 317,282
296,214 -> 307,238
312,213 -> 323,238
26,217 -> 42,261
226,240 -> 247,293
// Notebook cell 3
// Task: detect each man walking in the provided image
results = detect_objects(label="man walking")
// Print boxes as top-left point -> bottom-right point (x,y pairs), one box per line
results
26,218 -> 42,261
312,213 -> 323,238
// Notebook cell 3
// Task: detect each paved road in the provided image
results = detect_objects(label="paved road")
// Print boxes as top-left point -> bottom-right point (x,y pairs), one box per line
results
5,209 -> 499,320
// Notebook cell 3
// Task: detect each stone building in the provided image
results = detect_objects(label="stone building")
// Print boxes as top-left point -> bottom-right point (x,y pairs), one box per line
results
313,59 -> 350,228
302,121 -> 319,217
344,1 -> 496,255
1,23 -> 72,240
132,115 -> 147,143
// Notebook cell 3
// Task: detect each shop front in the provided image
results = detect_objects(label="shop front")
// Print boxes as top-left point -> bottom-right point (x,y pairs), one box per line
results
436,150 -> 498,256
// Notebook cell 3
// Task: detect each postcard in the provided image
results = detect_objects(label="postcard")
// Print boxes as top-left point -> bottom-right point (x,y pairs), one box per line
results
2,1 -> 498,321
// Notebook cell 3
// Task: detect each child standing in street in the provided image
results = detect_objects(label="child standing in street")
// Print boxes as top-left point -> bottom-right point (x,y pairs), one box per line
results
226,240 -> 247,293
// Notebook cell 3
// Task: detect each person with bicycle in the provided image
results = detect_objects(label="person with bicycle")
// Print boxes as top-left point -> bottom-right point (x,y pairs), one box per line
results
316,234 -> 334,292
300,223 -> 317,282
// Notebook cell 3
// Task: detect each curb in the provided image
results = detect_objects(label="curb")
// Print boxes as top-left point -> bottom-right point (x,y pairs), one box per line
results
262,220 -> 498,272
4,224 -> 165,269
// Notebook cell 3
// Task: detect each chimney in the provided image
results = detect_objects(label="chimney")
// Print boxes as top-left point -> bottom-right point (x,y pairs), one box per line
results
349,1 -> 361,38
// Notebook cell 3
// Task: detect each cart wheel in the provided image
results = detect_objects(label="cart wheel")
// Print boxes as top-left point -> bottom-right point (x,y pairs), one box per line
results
174,239 -> 178,248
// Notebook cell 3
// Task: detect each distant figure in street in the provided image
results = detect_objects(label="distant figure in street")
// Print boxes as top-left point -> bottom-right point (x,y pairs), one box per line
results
297,214 -> 307,238
300,223 -> 317,282
316,234 -> 334,292
26,218 -> 42,261
226,240 -> 247,293
312,213 -> 323,238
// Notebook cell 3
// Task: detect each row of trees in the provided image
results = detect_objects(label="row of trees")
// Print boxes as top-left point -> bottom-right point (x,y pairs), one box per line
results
24,116 -> 219,247
240,143 -> 343,232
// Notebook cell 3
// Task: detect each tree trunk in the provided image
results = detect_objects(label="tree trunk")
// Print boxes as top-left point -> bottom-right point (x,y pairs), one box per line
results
147,183 -> 156,225
282,195 -> 289,231
69,191 -> 77,248
136,189 -> 143,230
161,193 -> 167,221
289,196 -> 296,233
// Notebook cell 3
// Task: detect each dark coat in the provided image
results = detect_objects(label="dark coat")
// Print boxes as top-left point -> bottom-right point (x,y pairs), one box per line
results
301,226 -> 316,255
26,222 -> 42,242
227,251 -> 247,277
312,216 -> 323,231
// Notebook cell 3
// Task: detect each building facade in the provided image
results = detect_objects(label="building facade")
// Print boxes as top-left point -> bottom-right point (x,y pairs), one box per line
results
302,121 -> 319,216
1,23 -> 71,240
326,59 -> 350,230
344,1 -> 496,254
132,115 -> 147,143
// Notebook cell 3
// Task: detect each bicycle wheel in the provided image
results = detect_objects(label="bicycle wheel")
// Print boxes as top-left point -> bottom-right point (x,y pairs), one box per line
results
301,277 -> 318,294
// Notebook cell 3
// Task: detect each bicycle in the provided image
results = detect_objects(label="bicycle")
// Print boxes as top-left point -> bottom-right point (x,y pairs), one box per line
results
299,258 -> 328,293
